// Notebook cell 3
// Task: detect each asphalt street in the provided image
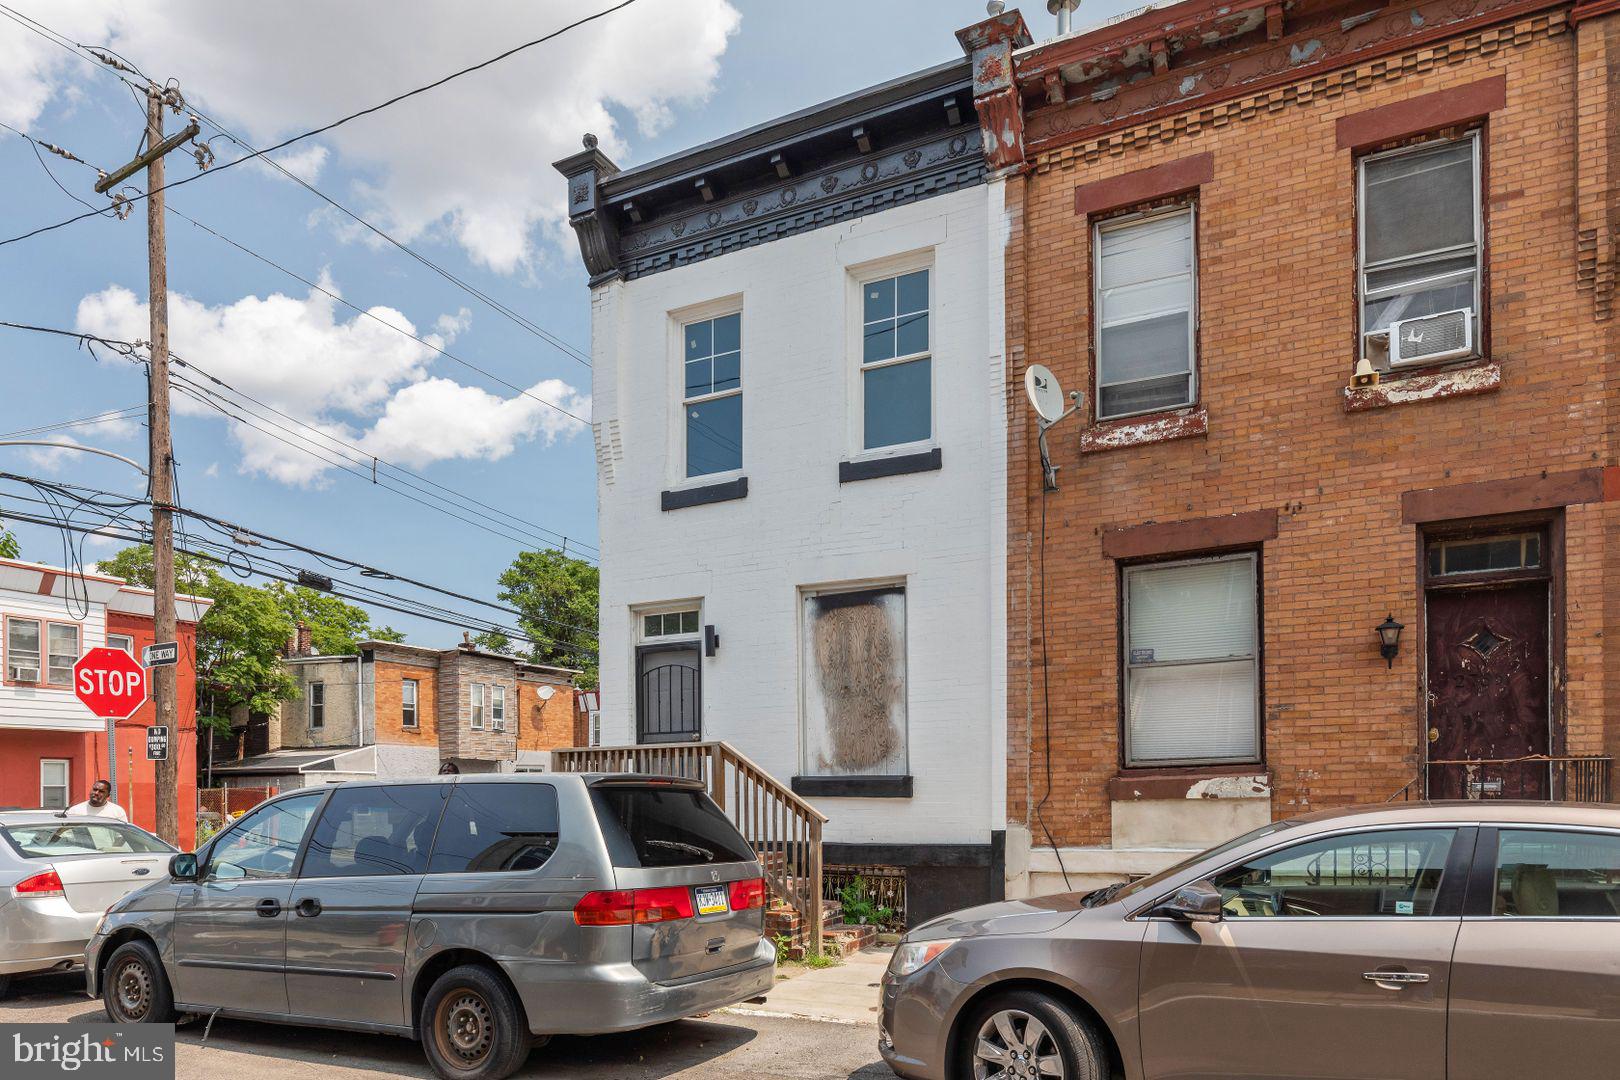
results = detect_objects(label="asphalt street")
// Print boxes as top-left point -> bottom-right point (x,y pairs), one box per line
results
1,971 -> 896,1080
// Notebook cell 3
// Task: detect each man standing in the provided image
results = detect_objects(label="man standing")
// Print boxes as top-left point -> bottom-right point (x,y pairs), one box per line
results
67,779 -> 129,821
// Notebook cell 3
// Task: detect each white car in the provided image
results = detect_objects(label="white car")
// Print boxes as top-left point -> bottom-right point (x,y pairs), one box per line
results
0,811 -> 174,997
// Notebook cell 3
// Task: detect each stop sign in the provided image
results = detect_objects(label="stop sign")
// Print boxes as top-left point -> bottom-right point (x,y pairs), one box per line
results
74,647 -> 149,720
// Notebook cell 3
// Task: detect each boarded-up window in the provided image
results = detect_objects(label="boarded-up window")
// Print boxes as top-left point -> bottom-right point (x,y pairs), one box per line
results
801,585 -> 907,777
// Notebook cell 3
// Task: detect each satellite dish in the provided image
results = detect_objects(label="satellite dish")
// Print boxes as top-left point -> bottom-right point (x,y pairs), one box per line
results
1025,364 -> 1067,424
537,685 -> 556,701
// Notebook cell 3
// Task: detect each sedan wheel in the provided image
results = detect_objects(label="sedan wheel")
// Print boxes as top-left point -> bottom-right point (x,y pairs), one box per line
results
975,1009 -> 1065,1079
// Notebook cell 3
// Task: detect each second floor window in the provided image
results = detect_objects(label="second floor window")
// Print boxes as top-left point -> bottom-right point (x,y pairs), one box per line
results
308,682 -> 325,729
491,685 -> 506,732
47,624 -> 79,685
860,268 -> 931,449
683,312 -> 742,478
1359,133 -> 1481,366
1095,206 -> 1197,421
402,679 -> 419,728
470,683 -> 486,730
6,619 -> 41,683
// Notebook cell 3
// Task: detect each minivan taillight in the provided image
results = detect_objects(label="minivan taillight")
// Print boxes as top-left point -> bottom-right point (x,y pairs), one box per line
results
14,869 -> 64,898
574,887 -> 695,926
729,877 -> 767,911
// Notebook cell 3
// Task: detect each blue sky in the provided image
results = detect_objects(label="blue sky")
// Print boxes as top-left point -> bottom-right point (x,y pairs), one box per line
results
0,1 -> 1132,644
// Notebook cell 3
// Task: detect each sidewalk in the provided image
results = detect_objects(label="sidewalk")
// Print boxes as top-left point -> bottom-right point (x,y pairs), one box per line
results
725,946 -> 893,1026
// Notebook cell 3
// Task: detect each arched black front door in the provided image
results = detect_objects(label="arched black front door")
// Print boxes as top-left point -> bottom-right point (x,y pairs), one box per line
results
636,643 -> 701,744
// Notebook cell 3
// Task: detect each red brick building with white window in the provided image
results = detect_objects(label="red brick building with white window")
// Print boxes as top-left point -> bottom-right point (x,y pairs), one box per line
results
0,558 -> 208,848
959,0 -> 1620,894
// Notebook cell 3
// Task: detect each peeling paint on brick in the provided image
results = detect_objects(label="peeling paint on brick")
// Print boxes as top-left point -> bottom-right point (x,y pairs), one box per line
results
1188,774 -> 1272,799
1079,407 -> 1208,453
1342,362 -> 1502,412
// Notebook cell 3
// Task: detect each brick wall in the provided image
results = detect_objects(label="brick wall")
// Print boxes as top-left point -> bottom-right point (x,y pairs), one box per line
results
372,657 -> 438,748
515,676 -> 579,752
436,650 -> 519,761
1003,9 -> 1620,847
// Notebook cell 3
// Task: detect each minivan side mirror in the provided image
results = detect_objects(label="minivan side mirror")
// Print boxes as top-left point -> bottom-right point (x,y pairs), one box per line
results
1158,879 -> 1224,923
169,853 -> 199,881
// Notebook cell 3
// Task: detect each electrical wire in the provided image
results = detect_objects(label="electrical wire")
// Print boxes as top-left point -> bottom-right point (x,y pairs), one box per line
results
0,0 -> 642,250
1035,488 -> 1073,891
0,405 -> 146,440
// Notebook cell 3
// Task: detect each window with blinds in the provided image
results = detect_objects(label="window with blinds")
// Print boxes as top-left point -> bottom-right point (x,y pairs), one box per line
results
1123,553 -> 1259,765
1095,206 -> 1197,421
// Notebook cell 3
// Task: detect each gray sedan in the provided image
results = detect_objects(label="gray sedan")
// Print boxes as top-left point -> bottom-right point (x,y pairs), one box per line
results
0,811 -> 174,996
881,801 -> 1620,1080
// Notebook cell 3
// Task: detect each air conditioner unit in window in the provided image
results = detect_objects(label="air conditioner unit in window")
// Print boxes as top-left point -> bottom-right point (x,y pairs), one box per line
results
1387,308 -> 1474,367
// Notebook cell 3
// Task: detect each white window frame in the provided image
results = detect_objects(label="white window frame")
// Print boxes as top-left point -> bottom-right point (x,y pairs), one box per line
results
308,681 -> 326,729
1093,203 -> 1199,422
852,258 -> 935,455
107,633 -> 135,656
401,678 -> 419,729
491,685 -> 506,732
674,299 -> 744,483
47,622 -> 80,686
640,607 -> 701,642
40,758 -> 69,810
6,616 -> 42,684
1357,131 -> 1482,365
470,683 -> 486,730
1122,551 -> 1260,767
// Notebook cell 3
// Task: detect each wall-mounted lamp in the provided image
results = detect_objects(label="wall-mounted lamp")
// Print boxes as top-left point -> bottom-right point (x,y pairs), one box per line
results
1377,614 -> 1404,668
704,624 -> 720,657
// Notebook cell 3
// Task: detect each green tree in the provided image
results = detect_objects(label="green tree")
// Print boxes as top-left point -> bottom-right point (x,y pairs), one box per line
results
266,582 -> 404,655
478,549 -> 598,688
0,521 -> 18,559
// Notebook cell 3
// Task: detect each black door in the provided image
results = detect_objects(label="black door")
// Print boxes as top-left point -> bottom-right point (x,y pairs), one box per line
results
636,644 -> 700,744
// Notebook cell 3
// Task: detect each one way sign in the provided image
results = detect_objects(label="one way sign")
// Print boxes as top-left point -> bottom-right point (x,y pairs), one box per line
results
142,641 -> 179,668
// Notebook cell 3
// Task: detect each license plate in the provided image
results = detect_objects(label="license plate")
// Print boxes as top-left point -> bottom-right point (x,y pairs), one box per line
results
694,885 -> 729,916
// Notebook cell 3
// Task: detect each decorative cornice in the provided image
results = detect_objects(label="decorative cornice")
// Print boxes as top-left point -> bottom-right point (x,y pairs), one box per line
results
616,127 -> 984,280
957,10 -> 1033,173
554,141 -> 623,287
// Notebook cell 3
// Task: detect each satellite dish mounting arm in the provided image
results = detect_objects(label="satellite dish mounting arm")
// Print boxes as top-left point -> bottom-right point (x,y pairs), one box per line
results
1037,392 -> 1081,492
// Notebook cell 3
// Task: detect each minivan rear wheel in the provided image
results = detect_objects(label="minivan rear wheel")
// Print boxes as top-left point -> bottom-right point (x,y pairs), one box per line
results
102,939 -> 175,1024
961,990 -> 1106,1080
420,965 -> 531,1080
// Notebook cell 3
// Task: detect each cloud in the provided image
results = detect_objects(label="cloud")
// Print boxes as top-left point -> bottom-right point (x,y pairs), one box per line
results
74,280 -> 587,486
6,1 -> 742,272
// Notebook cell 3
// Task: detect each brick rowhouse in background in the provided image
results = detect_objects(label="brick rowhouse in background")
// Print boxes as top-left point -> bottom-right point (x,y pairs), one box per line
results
961,0 -> 1620,895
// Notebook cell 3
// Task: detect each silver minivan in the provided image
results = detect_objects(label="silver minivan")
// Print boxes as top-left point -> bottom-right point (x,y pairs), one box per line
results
86,774 -> 775,1079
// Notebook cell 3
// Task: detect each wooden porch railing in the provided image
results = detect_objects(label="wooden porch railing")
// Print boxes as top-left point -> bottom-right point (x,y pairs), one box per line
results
552,741 -> 828,956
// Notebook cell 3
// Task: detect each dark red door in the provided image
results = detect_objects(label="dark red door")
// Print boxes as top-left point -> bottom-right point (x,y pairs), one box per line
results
1426,582 -> 1549,799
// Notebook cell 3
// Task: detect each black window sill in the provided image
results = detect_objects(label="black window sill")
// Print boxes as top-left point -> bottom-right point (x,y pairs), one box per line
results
791,774 -> 913,798
661,476 -> 748,511
838,448 -> 941,484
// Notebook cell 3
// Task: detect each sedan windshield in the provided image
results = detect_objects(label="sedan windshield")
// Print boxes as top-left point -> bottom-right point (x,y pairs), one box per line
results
1109,818 -> 1298,905
3,822 -> 173,857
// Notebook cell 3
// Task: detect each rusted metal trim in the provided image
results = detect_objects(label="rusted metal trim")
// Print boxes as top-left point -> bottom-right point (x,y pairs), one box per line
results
1402,468 -> 1606,524
1103,507 -> 1279,560
1334,75 -> 1508,150
1079,406 -> 1209,454
1074,152 -> 1214,216
1107,767 -> 1271,801
1569,0 -> 1620,25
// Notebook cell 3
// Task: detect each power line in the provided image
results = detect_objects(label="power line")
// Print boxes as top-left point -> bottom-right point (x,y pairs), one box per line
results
0,0 -> 642,250
0,404 -> 146,441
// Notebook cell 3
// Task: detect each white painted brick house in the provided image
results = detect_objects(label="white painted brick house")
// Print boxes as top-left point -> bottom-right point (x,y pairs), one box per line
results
559,61 -> 1010,921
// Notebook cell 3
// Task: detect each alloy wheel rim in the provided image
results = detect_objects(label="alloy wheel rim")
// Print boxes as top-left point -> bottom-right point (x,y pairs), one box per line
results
437,991 -> 495,1069
113,958 -> 152,1020
974,1009 -> 1064,1080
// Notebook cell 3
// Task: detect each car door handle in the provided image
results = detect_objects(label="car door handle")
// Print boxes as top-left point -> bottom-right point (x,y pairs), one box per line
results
256,898 -> 282,918
295,897 -> 322,918
1364,970 -> 1430,989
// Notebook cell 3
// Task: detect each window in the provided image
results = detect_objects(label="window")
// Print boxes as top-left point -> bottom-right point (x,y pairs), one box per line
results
682,311 -> 742,477
402,679 -> 419,728
308,681 -> 325,729
470,683 -> 485,730
1095,206 -> 1197,420
300,784 -> 443,878
107,634 -> 134,656
642,610 -> 700,639
800,584 -> 908,777
1124,554 -> 1259,765
429,784 -> 560,874
1211,829 -> 1455,918
860,268 -> 931,449
1359,133 -> 1481,361
47,623 -> 79,685
39,759 -> 69,810
491,685 -> 506,732
1428,533 -> 1540,577
1493,830 -> 1620,917
4,821 -> 171,857
205,792 -> 323,882
590,784 -> 754,868
7,618 -> 41,683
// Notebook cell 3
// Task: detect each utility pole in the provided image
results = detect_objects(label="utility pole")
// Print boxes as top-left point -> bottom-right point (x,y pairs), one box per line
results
96,81 -> 205,846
